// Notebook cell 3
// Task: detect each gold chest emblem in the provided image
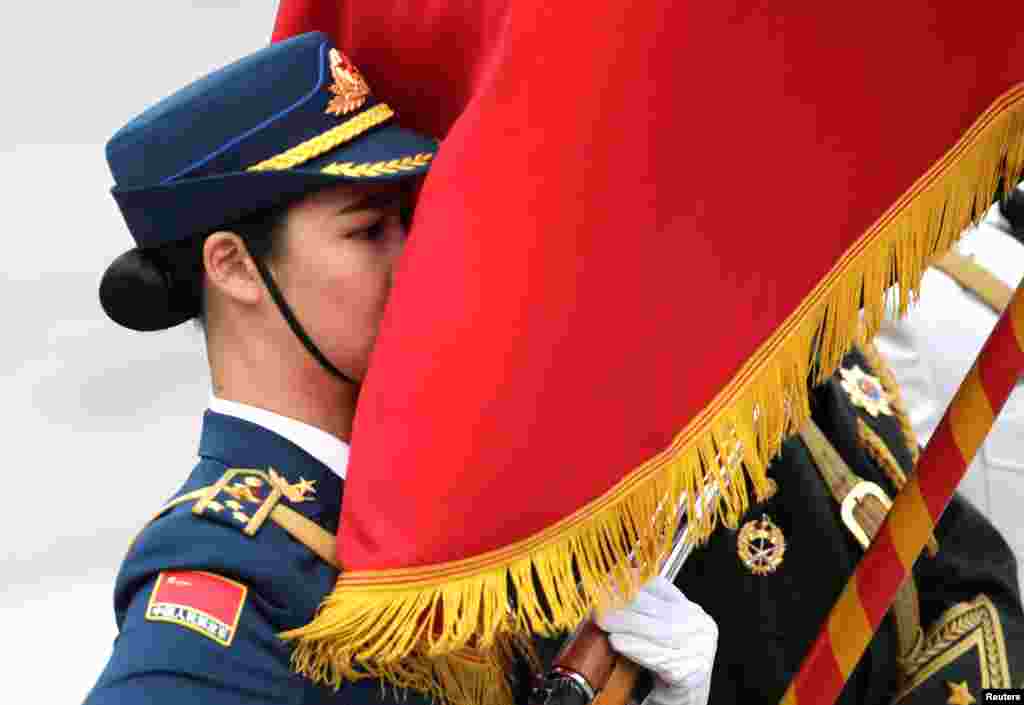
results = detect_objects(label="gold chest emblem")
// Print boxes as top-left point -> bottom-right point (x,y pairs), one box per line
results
737,514 -> 786,576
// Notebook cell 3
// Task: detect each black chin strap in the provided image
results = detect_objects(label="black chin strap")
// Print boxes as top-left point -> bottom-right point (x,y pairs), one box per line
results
252,257 -> 356,386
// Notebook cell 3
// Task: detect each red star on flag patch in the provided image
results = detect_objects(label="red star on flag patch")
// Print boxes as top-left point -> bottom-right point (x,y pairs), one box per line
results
146,570 -> 247,646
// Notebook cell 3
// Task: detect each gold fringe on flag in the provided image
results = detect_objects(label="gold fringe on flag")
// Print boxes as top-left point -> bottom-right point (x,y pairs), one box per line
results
282,85 -> 1024,705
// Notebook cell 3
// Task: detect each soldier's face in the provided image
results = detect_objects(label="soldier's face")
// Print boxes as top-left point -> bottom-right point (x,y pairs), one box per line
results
271,181 -> 409,382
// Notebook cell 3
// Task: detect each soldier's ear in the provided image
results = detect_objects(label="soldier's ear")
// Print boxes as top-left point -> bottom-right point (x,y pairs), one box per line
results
203,231 -> 264,307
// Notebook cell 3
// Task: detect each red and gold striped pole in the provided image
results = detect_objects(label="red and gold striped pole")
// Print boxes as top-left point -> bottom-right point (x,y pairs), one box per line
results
780,280 -> 1024,705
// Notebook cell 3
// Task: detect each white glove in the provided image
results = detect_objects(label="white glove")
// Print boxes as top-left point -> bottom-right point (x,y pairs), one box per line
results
596,576 -> 717,705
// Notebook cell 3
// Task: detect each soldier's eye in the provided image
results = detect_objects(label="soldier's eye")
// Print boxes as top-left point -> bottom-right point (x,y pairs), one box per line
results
358,218 -> 384,240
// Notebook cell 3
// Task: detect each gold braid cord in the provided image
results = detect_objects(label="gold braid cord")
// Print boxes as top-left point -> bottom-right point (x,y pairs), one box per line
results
321,152 -> 434,178
856,418 -> 910,493
247,104 -> 395,172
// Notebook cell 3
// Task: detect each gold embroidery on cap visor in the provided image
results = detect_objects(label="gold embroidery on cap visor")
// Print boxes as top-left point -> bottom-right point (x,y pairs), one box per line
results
320,152 -> 434,178
247,103 -> 395,172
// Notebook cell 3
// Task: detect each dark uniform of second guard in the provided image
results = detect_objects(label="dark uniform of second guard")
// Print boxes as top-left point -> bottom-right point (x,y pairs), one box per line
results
675,341 -> 1024,705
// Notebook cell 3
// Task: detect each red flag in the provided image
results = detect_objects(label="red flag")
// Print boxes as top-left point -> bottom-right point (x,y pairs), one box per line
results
273,3 -> 1024,703
146,571 -> 247,647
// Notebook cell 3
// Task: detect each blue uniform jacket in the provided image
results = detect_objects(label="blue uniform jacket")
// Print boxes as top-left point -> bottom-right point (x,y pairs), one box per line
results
85,411 -> 433,705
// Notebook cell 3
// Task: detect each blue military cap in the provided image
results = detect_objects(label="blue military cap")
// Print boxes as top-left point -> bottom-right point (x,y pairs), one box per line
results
107,31 -> 437,250
100,32 -> 438,332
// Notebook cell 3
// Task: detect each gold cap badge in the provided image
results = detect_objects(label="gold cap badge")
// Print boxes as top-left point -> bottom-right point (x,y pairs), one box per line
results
326,48 -> 370,116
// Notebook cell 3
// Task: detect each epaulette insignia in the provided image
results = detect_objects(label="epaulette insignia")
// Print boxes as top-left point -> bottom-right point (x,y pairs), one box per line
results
840,364 -> 894,417
192,467 -> 316,536
269,468 -> 316,503
133,467 -> 338,568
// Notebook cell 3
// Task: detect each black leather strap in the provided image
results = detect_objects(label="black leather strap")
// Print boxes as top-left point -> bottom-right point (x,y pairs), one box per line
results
252,257 -> 355,385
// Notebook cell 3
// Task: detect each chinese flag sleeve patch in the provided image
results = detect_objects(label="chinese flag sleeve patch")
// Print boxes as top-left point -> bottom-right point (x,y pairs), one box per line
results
145,570 -> 248,646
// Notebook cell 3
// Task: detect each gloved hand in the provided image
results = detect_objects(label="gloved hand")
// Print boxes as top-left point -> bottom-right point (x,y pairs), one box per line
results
596,575 -> 717,705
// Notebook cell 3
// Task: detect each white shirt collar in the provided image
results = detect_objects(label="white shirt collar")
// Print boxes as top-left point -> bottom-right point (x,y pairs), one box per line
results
208,395 -> 350,479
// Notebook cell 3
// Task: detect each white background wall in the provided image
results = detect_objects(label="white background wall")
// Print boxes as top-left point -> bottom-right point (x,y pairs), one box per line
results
1,3 -> 279,702
2,3 -> 1023,704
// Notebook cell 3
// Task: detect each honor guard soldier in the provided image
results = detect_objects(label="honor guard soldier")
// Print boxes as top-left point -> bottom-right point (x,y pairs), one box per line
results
673,333 -> 1024,704
84,33 -> 717,705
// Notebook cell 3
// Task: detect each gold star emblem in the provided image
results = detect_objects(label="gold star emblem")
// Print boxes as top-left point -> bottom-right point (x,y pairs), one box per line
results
946,681 -> 975,705
294,477 -> 317,496
839,365 -> 893,417
268,468 -> 316,503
